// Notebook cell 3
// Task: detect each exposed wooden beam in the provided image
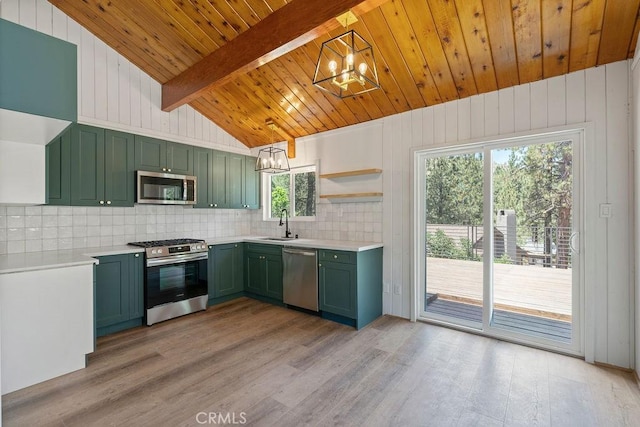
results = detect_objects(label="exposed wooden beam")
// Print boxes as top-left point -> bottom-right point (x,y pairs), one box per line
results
161,0 -> 389,111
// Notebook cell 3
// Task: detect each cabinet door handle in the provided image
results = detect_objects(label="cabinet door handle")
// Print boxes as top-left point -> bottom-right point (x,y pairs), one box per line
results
319,263 -> 322,267
168,168 -> 172,172
214,204 -> 218,207
134,254 -> 140,257
99,200 -> 104,205
333,255 -> 338,259
162,168 -> 167,172
210,204 -> 213,207
234,244 -> 238,248
106,200 -> 111,205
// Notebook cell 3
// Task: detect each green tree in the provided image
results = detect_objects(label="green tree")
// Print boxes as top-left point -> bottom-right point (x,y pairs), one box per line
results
425,153 -> 483,225
270,174 -> 290,218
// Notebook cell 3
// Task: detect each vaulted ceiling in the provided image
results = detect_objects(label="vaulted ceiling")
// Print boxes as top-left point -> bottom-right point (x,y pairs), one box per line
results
49,0 -> 640,148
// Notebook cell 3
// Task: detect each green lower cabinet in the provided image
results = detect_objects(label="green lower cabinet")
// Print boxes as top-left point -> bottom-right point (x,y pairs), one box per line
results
245,244 -> 283,302
319,261 -> 357,318
95,253 -> 144,337
319,248 -> 383,329
208,243 -> 244,305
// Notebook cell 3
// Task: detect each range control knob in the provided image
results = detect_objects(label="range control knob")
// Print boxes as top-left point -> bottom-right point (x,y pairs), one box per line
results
151,249 -> 157,255
157,248 -> 163,254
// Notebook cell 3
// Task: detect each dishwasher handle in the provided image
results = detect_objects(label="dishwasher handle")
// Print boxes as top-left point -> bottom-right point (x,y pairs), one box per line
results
282,248 -> 316,257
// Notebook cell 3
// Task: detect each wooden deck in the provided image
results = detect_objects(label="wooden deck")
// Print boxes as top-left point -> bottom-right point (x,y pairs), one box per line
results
426,257 -> 572,320
426,297 -> 572,343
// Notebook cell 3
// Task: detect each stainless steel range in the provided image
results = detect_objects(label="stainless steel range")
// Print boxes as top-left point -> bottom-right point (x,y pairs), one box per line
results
128,238 -> 208,325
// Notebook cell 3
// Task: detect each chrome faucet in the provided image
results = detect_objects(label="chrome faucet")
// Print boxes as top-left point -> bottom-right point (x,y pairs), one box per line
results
279,209 -> 292,238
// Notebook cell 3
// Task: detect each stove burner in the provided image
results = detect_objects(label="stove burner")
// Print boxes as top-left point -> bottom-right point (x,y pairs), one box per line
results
128,238 -> 205,248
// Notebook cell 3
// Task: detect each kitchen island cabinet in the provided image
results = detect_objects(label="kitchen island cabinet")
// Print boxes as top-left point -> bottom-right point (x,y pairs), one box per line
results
95,253 -> 144,337
319,248 -> 383,329
245,243 -> 283,303
208,243 -> 244,305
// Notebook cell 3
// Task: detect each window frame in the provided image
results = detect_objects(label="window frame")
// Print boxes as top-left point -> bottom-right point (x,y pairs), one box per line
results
262,165 -> 317,222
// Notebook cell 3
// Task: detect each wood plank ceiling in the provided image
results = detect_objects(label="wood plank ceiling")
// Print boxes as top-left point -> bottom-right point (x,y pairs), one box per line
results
49,0 -> 640,148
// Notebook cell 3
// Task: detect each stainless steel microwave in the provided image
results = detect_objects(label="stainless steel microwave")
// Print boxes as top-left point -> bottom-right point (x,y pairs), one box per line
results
136,170 -> 196,205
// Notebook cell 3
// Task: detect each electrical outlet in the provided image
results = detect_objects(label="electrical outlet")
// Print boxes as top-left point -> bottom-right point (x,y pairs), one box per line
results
599,203 -> 612,218
393,284 -> 401,295
383,282 -> 390,293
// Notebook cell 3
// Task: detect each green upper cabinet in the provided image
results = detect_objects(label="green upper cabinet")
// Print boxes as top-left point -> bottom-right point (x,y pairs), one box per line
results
206,151 -> 259,209
69,125 -> 134,207
227,154 -> 245,208
167,142 -> 193,175
46,127 -> 71,206
134,135 -> 193,175
104,130 -> 135,206
0,18 -> 76,122
211,150 -> 229,208
194,148 -> 214,208
70,125 -> 105,206
244,156 -> 260,209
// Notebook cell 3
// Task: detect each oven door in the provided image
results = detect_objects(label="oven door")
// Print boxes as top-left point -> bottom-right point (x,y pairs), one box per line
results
145,252 -> 208,309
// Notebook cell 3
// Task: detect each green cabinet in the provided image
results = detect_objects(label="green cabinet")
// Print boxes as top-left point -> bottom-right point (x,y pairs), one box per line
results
200,150 -> 260,209
208,243 -> 244,304
95,252 -> 144,337
194,148 -> 214,208
47,124 -> 135,207
211,150 -> 229,208
245,244 -> 283,301
244,156 -> 260,209
319,248 -> 383,329
134,135 -> 193,175
45,127 -> 71,205
0,18 -> 76,122
70,126 -> 135,207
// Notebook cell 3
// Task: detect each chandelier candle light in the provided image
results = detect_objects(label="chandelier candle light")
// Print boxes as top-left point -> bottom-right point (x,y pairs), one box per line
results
313,11 -> 380,98
255,119 -> 290,173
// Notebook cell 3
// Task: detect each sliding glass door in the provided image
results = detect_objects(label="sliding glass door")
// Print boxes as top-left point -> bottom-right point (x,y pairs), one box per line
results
417,132 -> 582,355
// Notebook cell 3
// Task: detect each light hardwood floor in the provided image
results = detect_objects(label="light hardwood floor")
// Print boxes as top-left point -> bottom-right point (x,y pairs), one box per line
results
3,297 -> 640,426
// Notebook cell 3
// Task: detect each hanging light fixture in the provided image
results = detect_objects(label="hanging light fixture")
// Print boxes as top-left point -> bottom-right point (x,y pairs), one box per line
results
255,119 -> 290,173
313,11 -> 380,98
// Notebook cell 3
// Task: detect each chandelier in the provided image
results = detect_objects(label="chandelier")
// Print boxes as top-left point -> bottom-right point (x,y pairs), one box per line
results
255,120 -> 290,173
313,13 -> 380,98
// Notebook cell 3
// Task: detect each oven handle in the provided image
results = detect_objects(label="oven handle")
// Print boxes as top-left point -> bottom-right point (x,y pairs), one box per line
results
146,252 -> 208,267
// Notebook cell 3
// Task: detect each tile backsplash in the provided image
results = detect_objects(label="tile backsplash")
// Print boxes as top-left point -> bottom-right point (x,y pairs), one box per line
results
0,201 -> 382,254
250,202 -> 383,242
0,205 -> 252,254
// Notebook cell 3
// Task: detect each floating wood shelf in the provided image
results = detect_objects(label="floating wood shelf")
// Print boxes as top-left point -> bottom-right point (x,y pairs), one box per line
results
319,192 -> 383,199
319,168 -> 382,179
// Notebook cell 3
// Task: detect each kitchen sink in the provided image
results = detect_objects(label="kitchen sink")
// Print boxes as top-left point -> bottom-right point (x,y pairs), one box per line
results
259,237 -> 296,241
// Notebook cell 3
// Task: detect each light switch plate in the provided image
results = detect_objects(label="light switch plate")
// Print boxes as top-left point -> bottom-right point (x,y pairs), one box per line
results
599,203 -> 612,218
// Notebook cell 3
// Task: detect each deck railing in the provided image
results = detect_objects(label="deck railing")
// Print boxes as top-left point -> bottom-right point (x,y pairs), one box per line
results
426,224 -> 572,269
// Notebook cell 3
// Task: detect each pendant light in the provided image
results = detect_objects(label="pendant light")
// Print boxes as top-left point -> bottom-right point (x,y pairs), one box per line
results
313,11 -> 380,98
255,119 -> 290,173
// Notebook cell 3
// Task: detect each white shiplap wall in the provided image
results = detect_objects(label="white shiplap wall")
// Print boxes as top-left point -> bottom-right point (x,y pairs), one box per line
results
380,62 -> 634,369
632,55 -> 640,376
0,0 -> 249,154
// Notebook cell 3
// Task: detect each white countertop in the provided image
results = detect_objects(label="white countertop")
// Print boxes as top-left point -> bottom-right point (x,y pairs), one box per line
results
0,245 -> 144,275
0,238 -> 381,274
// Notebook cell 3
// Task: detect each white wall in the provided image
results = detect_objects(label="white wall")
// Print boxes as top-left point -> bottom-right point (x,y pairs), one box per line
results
0,0 -> 249,155
0,141 -> 45,205
633,51 -> 640,376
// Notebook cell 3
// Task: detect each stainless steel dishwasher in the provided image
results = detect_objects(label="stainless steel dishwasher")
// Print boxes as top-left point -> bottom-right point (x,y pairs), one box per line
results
282,247 -> 318,311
